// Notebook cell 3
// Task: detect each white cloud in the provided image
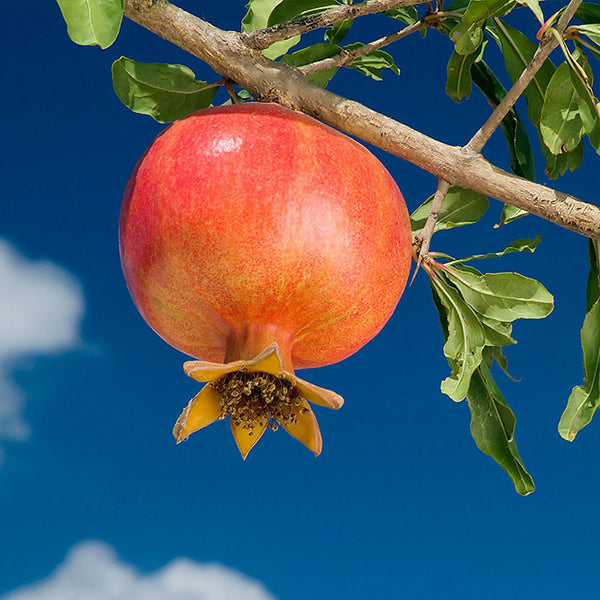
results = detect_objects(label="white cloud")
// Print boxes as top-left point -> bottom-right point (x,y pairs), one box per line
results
0,239 -> 84,443
0,541 -> 277,600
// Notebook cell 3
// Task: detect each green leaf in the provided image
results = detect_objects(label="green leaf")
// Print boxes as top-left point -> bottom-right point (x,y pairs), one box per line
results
410,186 -> 488,236
483,345 -> 519,380
383,6 -> 419,26
446,48 -> 480,102
241,0 -> 302,59
55,0 -> 123,49
487,20 -> 555,124
463,0 -> 515,22
281,42 -> 340,86
575,2 -> 600,25
466,362 -> 535,495
540,62 -> 586,154
567,59 -> 600,153
516,0 -> 543,23
433,277 -> 486,402
558,300 -> 600,441
452,235 -> 541,262
587,239 -> 600,312
267,0 -> 338,26
325,19 -> 353,45
543,138 -> 584,178
480,315 -> 516,348
577,24 -> 600,46
499,204 -> 529,224
444,268 -> 554,322
112,57 -> 218,123
471,60 -> 536,182
342,43 -> 400,80
450,21 -> 484,55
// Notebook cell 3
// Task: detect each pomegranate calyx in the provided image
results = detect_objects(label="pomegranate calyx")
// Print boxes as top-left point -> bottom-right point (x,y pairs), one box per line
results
173,342 -> 343,458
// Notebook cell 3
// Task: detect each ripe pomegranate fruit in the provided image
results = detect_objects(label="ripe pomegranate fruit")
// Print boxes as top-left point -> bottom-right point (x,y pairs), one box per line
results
120,102 -> 411,458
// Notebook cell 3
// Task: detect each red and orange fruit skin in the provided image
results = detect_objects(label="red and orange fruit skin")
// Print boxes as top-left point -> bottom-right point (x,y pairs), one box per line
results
119,102 -> 412,455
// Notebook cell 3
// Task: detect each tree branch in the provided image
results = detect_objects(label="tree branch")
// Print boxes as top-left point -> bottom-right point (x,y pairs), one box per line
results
300,20 -> 426,76
122,0 -> 600,240
466,0 -> 583,152
240,0 -> 425,51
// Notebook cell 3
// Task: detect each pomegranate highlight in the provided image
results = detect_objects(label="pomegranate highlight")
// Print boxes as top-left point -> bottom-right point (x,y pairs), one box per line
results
119,102 -> 412,458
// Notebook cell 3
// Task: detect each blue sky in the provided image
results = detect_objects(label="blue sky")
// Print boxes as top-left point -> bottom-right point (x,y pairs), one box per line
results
1,1 -> 599,599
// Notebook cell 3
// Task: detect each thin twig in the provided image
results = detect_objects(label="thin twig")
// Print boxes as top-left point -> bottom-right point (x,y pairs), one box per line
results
241,0 -> 425,51
466,0 -> 583,153
411,179 -> 450,283
301,20 -> 427,76
223,79 -> 242,103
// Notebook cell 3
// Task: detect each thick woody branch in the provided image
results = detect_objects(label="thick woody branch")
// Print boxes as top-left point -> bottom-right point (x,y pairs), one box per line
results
467,0 -> 583,152
122,0 -> 600,240
240,0 -> 425,50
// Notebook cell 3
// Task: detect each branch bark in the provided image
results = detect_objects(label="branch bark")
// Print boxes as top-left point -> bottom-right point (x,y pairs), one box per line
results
122,0 -> 600,240
241,0 -> 425,50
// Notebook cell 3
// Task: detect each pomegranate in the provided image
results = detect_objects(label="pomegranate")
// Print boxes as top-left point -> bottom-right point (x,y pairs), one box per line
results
119,103 -> 411,458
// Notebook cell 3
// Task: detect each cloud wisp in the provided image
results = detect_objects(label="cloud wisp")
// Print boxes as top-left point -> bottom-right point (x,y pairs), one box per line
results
0,541 -> 277,600
0,239 -> 84,444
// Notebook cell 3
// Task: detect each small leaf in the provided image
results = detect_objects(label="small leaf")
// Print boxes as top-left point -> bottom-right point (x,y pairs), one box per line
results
433,277 -> 486,402
499,204 -> 529,225
444,268 -> 554,322
453,235 -> 542,262
325,19 -> 353,45
558,300 -> 600,441
540,63 -> 586,154
543,138 -> 584,178
446,48 -> 480,102
463,0 -> 514,22
450,21 -> 484,55
466,362 -> 535,495
55,0 -> 123,49
383,6 -> 419,26
410,187 -> 488,236
343,43 -> 400,80
112,57 -> 218,123
281,42 -> 341,87
241,0 -> 302,59
576,24 -> 600,46
480,316 -> 516,348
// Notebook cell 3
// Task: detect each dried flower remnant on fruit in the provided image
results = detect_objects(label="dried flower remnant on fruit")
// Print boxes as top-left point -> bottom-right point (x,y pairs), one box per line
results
173,343 -> 345,459
213,370 -> 308,432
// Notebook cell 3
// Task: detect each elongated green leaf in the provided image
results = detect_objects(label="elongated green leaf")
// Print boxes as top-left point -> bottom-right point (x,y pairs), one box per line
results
241,0 -> 302,59
517,0 -> 543,23
587,239 -> 600,312
567,61 -> 600,153
543,138 -> 584,178
325,19 -> 352,45
463,0 -> 514,22
467,362 -> 535,495
500,204 -> 529,224
577,24 -> 600,46
433,277 -> 486,402
446,49 -> 480,102
281,42 -> 340,87
480,315 -> 516,347
452,235 -> 541,262
575,2 -> 600,25
540,63 -> 586,154
342,43 -> 400,80
112,58 -> 218,123
444,268 -> 554,322
558,301 -> 600,441
410,187 -> 488,235
487,20 -> 555,124
56,0 -> 123,49
471,60 -> 536,182
383,6 -> 419,26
